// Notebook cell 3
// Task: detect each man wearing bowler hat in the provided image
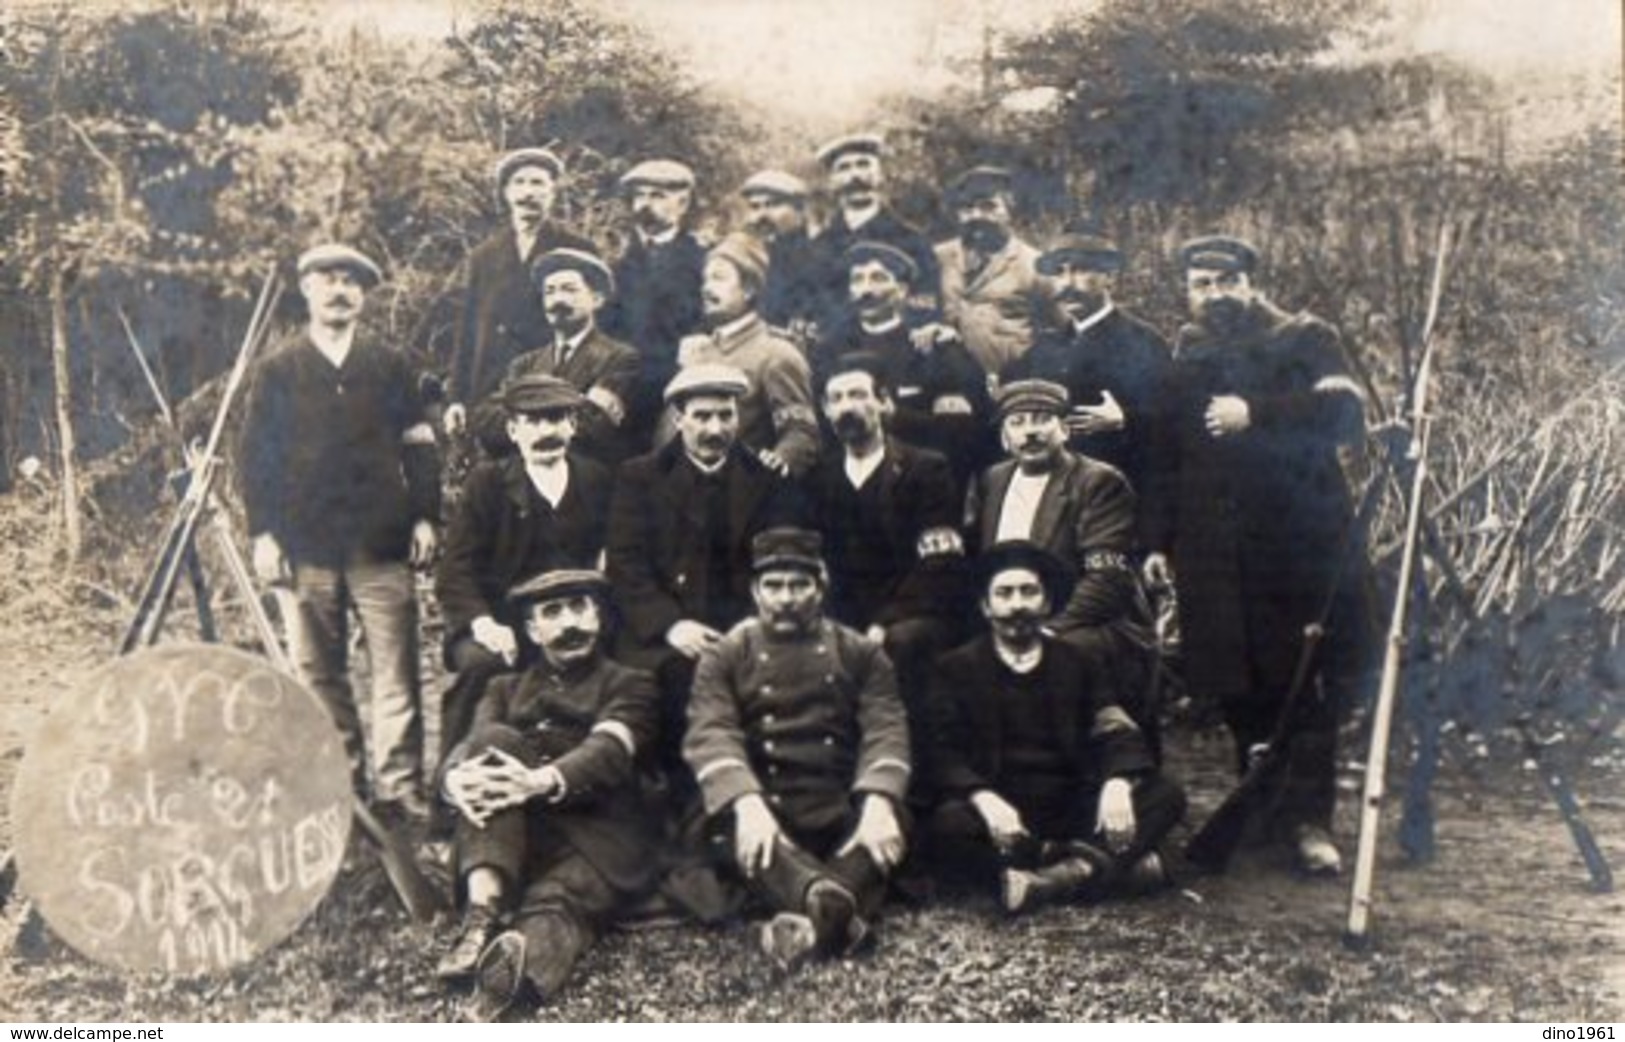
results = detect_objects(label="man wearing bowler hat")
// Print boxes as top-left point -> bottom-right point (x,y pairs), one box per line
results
602,159 -> 708,448
239,244 -> 441,818
684,527 -> 911,969
925,542 -> 1185,914
438,148 -> 595,439
437,568 -> 660,1021
738,169 -> 822,336
498,248 -> 640,463
1143,235 -> 1370,875
435,373 -> 616,763
1004,227 -> 1170,505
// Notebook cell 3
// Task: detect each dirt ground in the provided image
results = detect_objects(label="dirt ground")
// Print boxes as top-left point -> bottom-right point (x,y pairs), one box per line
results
0,489 -> 1620,1023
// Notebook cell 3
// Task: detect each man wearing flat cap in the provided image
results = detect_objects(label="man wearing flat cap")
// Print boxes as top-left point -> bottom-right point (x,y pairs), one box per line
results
964,379 -> 1157,742
239,244 -> 441,818
436,569 -> 661,1021
495,248 -> 640,464
1142,234 -> 1371,875
435,373 -> 616,765
684,527 -> 911,969
433,148 -> 594,441
811,240 -> 991,483
674,232 -> 819,477
809,133 -> 939,331
605,364 -> 802,792
739,170 -> 822,336
602,158 -> 708,450
1004,227 -> 1170,506
919,165 -> 1050,378
925,542 -> 1185,914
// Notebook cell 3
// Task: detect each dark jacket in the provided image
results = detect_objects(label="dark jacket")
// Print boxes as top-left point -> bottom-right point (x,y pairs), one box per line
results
445,223 -> 596,405
238,331 -> 440,567
810,206 -> 940,329
605,439 -> 800,661
1144,300 -> 1367,705
602,231 -> 708,441
760,228 -> 824,330
930,634 -> 1152,798
434,453 -> 613,650
497,327 -> 642,463
452,654 -> 660,892
805,437 -> 967,629
1003,306 -> 1171,500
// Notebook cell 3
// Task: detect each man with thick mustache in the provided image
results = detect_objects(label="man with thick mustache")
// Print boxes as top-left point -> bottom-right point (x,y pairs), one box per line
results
436,149 -> 595,441
919,166 -> 1050,378
1003,229 -> 1170,508
676,233 -> 819,477
436,569 -> 660,1021
1142,236 -> 1370,876
738,169 -> 822,337
808,133 -> 938,332
964,380 -> 1156,744
812,241 -> 990,482
602,159 -> 708,449
684,527 -> 911,969
498,249 -> 640,464
435,374 -> 615,768
925,542 -> 1184,914
239,244 -> 440,817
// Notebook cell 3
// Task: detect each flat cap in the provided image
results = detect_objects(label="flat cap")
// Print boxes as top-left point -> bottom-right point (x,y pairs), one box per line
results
708,232 -> 770,287
532,247 -> 615,296
509,568 -> 610,607
975,540 -> 1072,606
751,526 -> 825,574
493,148 -> 565,190
664,363 -> 751,406
815,132 -> 884,168
995,379 -> 1069,421
1036,232 -> 1124,275
1180,235 -> 1259,273
297,243 -> 383,288
501,372 -> 585,414
620,159 -> 696,191
844,240 -> 917,284
739,169 -> 809,201
948,165 -> 1014,202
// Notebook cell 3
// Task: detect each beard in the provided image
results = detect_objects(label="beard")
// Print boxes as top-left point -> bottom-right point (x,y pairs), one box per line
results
960,220 -> 1009,254
1057,288 -> 1107,322
990,609 -> 1044,646
832,411 -> 875,444
1198,297 -> 1254,337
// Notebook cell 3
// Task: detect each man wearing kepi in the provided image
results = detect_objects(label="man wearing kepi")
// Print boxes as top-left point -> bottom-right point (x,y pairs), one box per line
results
436,569 -> 659,1022
1144,235 -> 1369,875
239,244 -> 440,817
435,373 -> 615,765
684,527 -> 911,969
927,542 -> 1185,914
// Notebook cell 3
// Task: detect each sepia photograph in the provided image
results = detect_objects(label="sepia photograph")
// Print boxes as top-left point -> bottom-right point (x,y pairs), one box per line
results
0,0 -> 1620,1023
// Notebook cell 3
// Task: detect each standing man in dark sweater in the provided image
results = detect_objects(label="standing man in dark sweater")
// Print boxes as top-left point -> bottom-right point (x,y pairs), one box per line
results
927,543 -> 1185,913
601,159 -> 708,451
239,244 -> 441,816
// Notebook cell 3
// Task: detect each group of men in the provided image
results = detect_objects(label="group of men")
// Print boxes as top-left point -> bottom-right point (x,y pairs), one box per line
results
235,133 -> 1371,1020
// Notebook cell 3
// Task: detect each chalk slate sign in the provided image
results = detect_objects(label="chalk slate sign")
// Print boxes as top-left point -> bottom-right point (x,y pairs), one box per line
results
10,644 -> 354,975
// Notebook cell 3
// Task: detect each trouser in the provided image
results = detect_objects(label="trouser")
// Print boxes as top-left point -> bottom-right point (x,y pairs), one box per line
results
923,773 -> 1186,889
288,557 -> 423,801
438,638 -> 514,767
879,615 -> 957,808
1219,678 -> 1340,836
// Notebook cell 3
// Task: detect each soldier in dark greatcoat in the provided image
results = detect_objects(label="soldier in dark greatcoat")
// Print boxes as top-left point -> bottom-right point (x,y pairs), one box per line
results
1143,235 -> 1370,875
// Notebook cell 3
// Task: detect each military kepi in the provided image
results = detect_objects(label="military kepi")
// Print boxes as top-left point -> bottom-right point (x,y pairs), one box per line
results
1036,232 -> 1124,275
1180,235 -> 1259,273
297,244 -> 383,288
751,527 -> 825,574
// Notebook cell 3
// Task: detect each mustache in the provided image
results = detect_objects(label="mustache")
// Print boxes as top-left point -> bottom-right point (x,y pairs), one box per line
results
853,292 -> 885,309
528,435 -> 568,453
838,176 -> 876,194
551,627 -> 597,650
832,412 -> 868,433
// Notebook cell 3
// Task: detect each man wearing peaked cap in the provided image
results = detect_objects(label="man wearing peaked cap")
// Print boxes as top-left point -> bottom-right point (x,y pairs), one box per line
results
602,158 -> 708,451
436,563 -> 661,1019
239,243 -> 442,818
673,233 -> 818,477
435,368 -> 616,767
1144,233 -> 1371,876
739,169 -> 821,333
924,163 -> 1050,379
429,146 -> 593,444
684,524 -> 912,969
1006,226 -> 1171,506
809,131 -> 939,334
492,247 -> 640,464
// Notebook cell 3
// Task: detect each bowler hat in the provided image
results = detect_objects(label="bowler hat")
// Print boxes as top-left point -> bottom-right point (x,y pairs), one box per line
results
297,243 -> 383,288
975,540 -> 1072,606
532,247 -> 615,296
751,527 -> 825,575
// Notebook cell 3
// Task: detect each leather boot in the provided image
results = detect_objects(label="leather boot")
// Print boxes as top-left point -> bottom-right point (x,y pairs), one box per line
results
1001,856 -> 1099,915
